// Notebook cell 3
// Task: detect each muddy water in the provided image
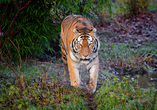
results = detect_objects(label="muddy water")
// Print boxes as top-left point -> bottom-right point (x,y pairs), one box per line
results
131,71 -> 157,89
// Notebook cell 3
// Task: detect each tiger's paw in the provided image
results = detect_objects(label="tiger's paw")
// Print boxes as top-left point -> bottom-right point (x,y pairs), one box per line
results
71,80 -> 81,88
63,78 -> 71,85
86,83 -> 96,94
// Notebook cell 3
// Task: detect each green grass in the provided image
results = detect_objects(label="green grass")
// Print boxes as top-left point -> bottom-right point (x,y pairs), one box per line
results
0,62 -> 89,109
148,3 -> 157,11
0,61 -> 157,109
95,76 -> 157,110
100,41 -> 157,70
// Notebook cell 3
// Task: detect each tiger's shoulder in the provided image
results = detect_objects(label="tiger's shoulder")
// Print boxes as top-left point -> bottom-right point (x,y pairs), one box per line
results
61,15 -> 94,34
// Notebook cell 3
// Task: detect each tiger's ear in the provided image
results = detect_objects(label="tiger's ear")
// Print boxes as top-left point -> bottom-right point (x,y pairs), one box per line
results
93,28 -> 97,34
91,28 -> 97,36
73,28 -> 78,35
93,28 -> 96,33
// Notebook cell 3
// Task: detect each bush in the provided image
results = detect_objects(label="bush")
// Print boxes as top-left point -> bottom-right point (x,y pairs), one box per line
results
0,0 -> 61,62
0,0 -> 113,63
116,0 -> 149,16
127,0 -> 149,16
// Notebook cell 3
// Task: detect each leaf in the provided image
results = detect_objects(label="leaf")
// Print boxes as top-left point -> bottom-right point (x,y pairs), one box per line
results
43,102 -> 49,105
146,65 -> 151,70
10,85 -> 14,89
74,100 -> 78,104
18,104 -> 22,109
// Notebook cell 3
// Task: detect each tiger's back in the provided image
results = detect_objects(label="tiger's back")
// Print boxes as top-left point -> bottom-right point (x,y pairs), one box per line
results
60,15 -> 100,94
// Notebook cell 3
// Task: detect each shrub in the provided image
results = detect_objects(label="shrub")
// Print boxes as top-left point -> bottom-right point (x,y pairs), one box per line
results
0,0 -> 113,63
0,0 -> 60,62
115,0 -> 149,16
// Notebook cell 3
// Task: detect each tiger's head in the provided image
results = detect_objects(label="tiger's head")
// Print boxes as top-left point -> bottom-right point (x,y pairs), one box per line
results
70,28 -> 100,63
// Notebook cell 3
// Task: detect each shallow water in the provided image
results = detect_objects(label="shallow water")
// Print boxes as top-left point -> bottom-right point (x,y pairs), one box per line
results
132,71 -> 157,89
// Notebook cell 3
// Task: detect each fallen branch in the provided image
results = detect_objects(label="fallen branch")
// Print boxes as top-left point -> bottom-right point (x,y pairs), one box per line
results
113,17 -> 128,31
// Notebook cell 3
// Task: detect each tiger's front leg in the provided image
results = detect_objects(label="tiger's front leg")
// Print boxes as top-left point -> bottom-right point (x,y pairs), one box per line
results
87,56 -> 99,94
67,54 -> 80,88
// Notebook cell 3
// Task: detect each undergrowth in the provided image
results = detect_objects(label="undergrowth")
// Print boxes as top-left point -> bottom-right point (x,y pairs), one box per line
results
0,63 -> 156,109
95,76 -> 157,110
100,41 -> 157,72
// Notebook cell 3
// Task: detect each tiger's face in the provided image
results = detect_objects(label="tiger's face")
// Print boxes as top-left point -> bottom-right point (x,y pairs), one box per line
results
70,28 -> 100,63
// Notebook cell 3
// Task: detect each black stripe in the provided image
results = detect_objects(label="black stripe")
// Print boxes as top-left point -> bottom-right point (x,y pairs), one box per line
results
77,27 -> 93,32
71,39 -> 80,60
74,54 -> 79,60
73,20 -> 82,26
72,39 -> 78,53
67,15 -> 94,35
64,15 -> 72,21
62,55 -> 66,60
62,53 -> 66,58
87,66 -> 92,72
93,39 -> 98,53
96,39 -> 98,50
62,47 -> 67,62
82,21 -> 87,26
61,38 -> 67,55
62,58 -> 67,64
87,55 -> 98,66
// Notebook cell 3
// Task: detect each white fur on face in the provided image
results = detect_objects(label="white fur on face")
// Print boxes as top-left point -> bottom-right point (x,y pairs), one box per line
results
88,36 -> 93,45
70,51 -> 79,62
77,36 -> 82,44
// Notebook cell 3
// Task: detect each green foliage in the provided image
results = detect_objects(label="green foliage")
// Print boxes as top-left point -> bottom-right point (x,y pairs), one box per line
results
115,0 -> 150,16
148,2 -> 157,11
58,93 -> 87,110
0,0 -> 60,62
0,63 -> 88,109
0,0 -> 113,63
0,0 -> 11,3
95,76 -> 157,109
127,0 -> 149,16
0,63 -> 156,109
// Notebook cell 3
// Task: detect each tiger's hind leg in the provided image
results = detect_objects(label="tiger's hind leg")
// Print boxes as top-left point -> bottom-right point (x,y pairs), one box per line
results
61,42 -> 70,84
63,64 -> 70,84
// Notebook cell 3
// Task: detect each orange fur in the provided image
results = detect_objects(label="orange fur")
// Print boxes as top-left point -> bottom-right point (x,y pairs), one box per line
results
61,15 -> 100,94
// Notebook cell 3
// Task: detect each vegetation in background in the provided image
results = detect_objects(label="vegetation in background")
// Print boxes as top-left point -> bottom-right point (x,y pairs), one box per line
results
0,0 -> 59,62
100,42 -> 157,74
114,0 -> 150,16
0,0 -> 113,62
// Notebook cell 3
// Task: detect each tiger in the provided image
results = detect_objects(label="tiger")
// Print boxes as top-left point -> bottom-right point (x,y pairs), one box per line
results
60,15 -> 100,94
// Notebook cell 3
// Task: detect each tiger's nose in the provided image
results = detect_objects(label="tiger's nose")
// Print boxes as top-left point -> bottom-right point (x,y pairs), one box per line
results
83,54 -> 88,58
83,55 -> 88,57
